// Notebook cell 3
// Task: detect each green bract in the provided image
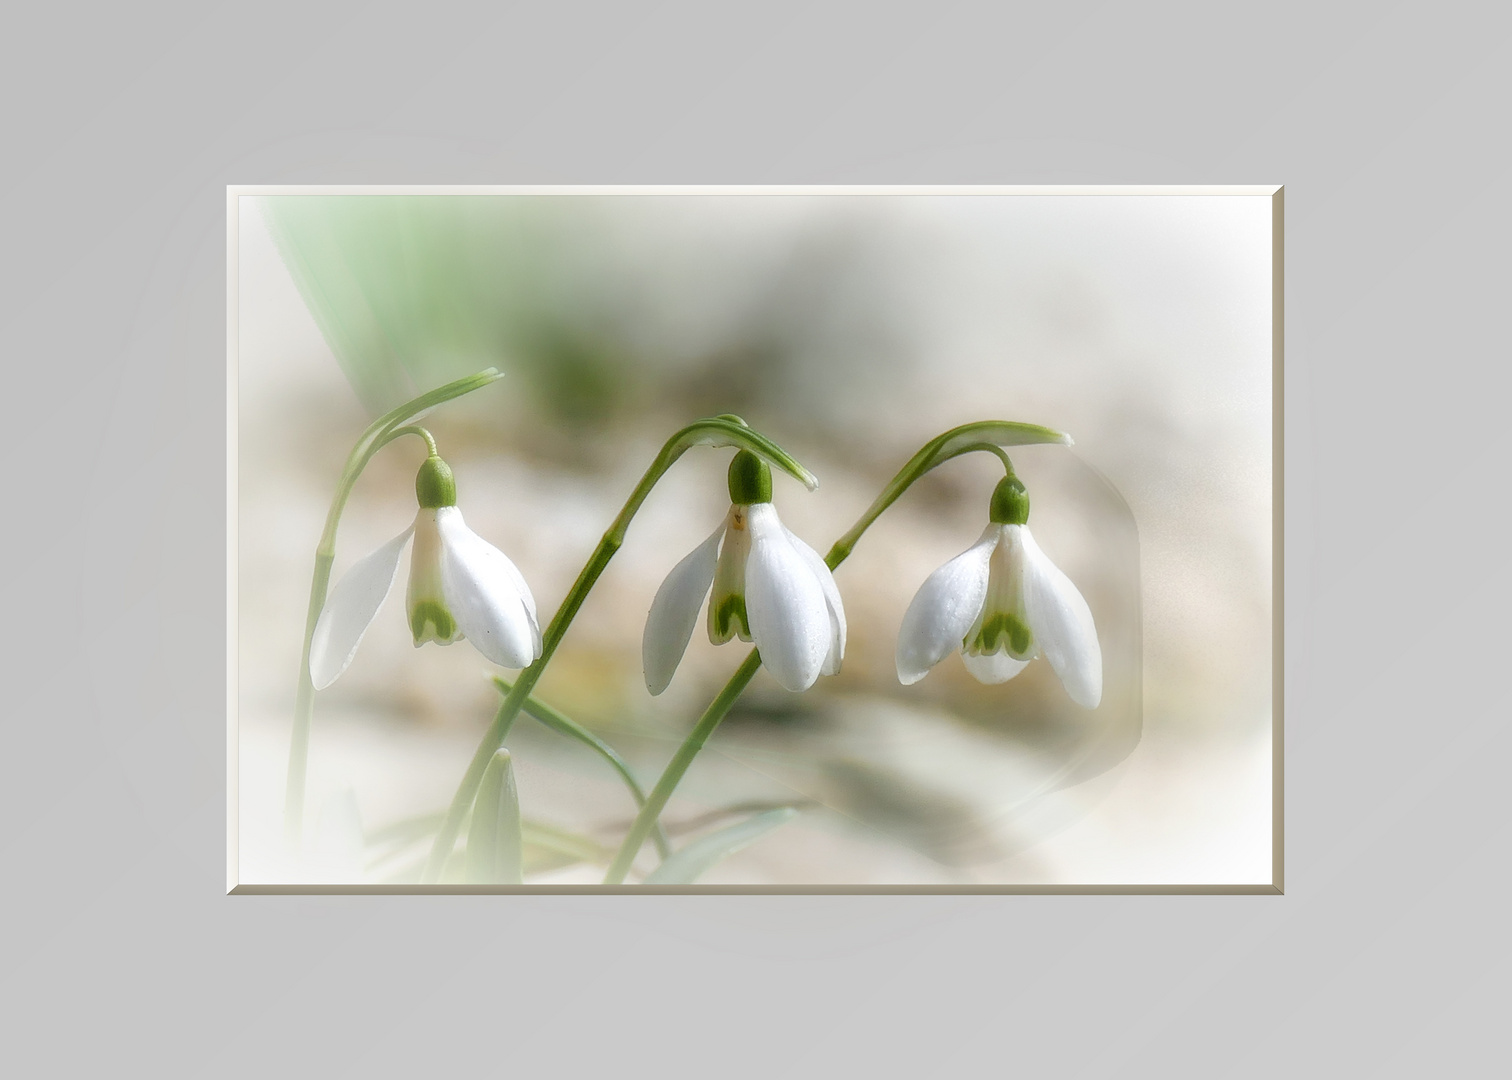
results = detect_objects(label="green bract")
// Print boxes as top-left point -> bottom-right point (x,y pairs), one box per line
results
661,417 -> 818,495
825,420 -> 1069,567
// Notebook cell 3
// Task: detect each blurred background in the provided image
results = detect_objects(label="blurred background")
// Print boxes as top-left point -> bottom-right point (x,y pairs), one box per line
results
235,192 -> 1273,886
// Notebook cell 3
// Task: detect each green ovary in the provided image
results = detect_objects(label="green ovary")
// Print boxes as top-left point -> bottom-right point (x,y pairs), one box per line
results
410,599 -> 458,645
968,611 -> 1032,658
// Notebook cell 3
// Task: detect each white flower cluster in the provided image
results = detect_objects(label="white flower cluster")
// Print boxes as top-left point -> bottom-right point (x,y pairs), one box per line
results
311,452 -> 1101,708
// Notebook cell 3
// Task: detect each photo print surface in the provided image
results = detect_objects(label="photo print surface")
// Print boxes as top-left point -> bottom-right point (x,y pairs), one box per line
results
231,189 -> 1277,889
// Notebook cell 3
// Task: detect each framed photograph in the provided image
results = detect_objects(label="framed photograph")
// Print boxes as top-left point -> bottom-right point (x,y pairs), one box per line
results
229,186 -> 1280,892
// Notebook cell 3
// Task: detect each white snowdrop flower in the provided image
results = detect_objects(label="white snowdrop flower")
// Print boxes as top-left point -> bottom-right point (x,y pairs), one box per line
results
643,451 -> 845,695
895,476 -> 1101,708
308,455 -> 541,689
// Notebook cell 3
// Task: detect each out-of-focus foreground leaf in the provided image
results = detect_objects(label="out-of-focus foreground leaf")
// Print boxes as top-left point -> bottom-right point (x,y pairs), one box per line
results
260,195 -> 540,414
465,750 -> 523,884
643,807 -> 799,884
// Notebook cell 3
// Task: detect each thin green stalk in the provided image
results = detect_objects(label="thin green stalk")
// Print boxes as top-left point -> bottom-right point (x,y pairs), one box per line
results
420,417 -> 815,882
824,420 -> 1068,566
388,424 -> 438,456
284,368 -> 505,847
494,677 -> 670,859
602,419 -> 1074,883
602,651 -> 763,884
964,441 -> 1016,476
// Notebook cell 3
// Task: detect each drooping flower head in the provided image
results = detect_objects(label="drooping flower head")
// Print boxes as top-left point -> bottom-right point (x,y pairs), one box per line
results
643,451 -> 845,695
309,455 -> 542,689
895,474 -> 1101,707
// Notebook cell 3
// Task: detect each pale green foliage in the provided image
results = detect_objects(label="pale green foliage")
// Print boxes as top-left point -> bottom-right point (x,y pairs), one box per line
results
466,751 -> 523,885
643,808 -> 799,884
261,195 -> 540,413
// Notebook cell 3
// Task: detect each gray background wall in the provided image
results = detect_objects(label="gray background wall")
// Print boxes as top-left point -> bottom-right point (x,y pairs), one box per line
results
4,2 -> 1504,1075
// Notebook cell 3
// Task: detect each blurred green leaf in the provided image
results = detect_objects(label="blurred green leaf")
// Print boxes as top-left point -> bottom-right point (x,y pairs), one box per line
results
495,676 -> 671,858
261,195 -> 533,413
644,807 -> 799,884
466,750 -> 523,885
826,419 -> 1073,566
520,821 -> 610,874
376,818 -> 606,882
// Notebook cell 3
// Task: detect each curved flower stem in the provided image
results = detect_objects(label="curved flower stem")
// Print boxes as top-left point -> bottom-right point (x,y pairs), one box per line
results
419,417 -> 815,883
602,651 -> 763,884
284,369 -> 505,848
602,420 -> 1074,884
824,420 -> 1068,566
961,441 -> 1016,477
387,424 -> 439,457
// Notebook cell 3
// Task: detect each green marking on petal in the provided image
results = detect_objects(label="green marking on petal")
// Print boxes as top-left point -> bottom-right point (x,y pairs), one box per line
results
1007,613 -> 1032,657
410,598 -> 458,644
968,612 -> 1033,658
712,593 -> 750,642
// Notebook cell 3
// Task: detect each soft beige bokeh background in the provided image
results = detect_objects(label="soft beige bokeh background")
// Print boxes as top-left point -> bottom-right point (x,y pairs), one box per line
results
235,192 -> 1272,885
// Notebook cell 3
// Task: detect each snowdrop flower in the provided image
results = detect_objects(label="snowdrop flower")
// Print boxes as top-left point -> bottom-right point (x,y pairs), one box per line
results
643,451 -> 845,695
895,476 -> 1101,708
308,455 -> 541,689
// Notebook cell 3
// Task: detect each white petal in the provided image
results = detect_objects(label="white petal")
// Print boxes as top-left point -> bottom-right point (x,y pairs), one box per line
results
895,525 -> 999,685
782,525 -> 846,676
407,510 -> 461,645
707,507 -> 752,645
435,507 -> 541,669
961,648 -> 1032,685
745,504 -> 831,692
493,535 -> 538,625
1019,526 -> 1103,708
642,523 -> 723,695
308,526 -> 414,690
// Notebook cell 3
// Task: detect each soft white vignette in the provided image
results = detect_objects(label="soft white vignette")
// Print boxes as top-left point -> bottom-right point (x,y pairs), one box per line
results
234,192 -> 1273,886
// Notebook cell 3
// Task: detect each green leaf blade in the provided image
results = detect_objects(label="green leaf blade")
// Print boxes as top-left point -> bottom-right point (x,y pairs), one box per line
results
643,807 -> 799,885
670,418 -> 820,492
466,750 -> 523,885
494,677 -> 672,859
825,419 -> 1073,568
